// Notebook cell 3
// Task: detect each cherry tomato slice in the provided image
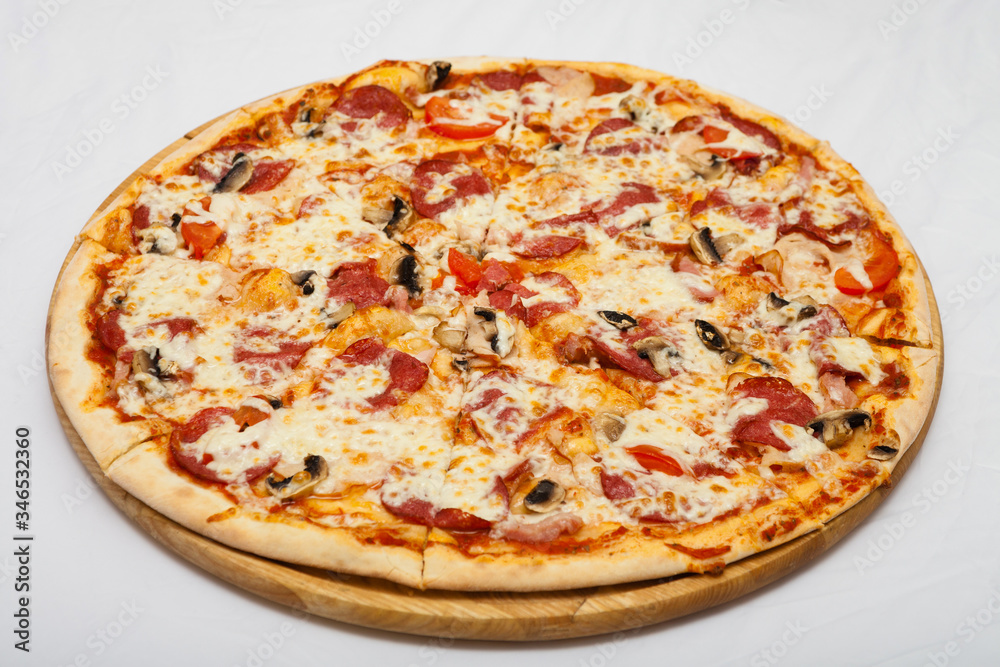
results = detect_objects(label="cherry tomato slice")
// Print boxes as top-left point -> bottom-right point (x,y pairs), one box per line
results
447,248 -> 483,290
425,96 -> 506,140
834,230 -> 900,295
181,221 -> 223,259
627,445 -> 684,477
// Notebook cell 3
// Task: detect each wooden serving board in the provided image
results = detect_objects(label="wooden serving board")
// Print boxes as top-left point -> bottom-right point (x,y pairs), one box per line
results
47,115 -> 944,642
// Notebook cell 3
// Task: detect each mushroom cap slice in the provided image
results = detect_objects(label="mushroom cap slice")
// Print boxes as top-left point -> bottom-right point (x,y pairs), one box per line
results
867,428 -> 901,460
290,270 -> 319,295
425,61 -> 451,90
689,227 -> 722,265
594,412 -> 627,442
265,455 -> 329,501
695,319 -> 730,352
598,310 -> 639,330
632,336 -> 681,378
806,409 -> 872,448
523,479 -> 566,514
214,154 -> 253,193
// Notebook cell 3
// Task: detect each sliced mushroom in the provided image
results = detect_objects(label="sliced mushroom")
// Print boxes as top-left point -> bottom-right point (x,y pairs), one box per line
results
619,94 -> 648,122
306,121 -> 327,139
321,302 -> 355,329
290,270 -> 319,296
714,233 -> 742,257
523,479 -> 565,513
689,227 -> 723,265
633,337 -> 681,378
594,412 -> 627,442
867,428 -> 901,460
170,212 -> 182,228
265,455 -> 329,501
695,319 -> 730,352
131,348 -> 171,398
214,153 -> 253,193
433,320 -> 466,353
765,292 -> 818,324
137,224 -> 178,255
598,310 -> 638,331
263,395 -> 283,410
425,61 -> 451,90
806,409 -> 872,448
468,307 -> 515,359
364,195 -> 413,235
298,107 -> 314,123
544,142 -> 563,152
391,253 -> 421,295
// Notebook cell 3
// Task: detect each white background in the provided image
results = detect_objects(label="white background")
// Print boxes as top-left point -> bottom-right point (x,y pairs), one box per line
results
2,1 -> 999,665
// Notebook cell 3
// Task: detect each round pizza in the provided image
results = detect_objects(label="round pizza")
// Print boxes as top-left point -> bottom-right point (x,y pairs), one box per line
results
47,57 -> 939,592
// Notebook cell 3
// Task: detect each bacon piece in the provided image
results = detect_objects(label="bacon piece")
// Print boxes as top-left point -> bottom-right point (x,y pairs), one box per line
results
730,377 -> 818,451
410,159 -> 492,219
241,159 -> 294,194
332,85 -> 411,129
498,514 -> 584,543
557,332 -> 663,383
326,259 -> 390,310
819,372 -> 859,411
799,305 -> 851,338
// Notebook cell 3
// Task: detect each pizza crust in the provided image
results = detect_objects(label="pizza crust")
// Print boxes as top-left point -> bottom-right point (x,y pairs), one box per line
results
47,57 -> 943,595
106,438 -> 427,589
47,239 -> 170,469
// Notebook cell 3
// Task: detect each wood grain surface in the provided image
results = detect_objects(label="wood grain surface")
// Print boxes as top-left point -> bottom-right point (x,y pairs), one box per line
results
46,111 -> 945,642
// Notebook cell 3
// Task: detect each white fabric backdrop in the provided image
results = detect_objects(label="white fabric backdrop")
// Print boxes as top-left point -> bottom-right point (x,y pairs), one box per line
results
2,1 -> 998,664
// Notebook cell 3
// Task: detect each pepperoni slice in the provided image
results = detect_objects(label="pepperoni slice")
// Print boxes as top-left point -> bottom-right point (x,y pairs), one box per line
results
433,508 -> 491,532
591,73 -> 631,96
584,118 -> 646,156
600,470 -> 635,500
382,497 -> 436,525
148,317 -> 198,339
511,235 -> 582,259
339,337 -> 429,410
332,85 -> 410,129
410,160 -> 492,219
523,272 -> 580,327
234,337 -> 311,371
729,377 -> 818,451
326,259 -> 390,310
95,310 -> 126,353
241,159 -> 294,194
479,70 -> 523,91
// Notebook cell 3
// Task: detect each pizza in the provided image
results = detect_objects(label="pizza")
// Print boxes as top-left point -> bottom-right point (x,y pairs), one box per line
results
47,57 -> 939,592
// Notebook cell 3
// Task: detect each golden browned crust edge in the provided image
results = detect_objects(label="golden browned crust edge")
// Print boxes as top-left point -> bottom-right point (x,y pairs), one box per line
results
106,440 -> 427,589
47,239 -> 168,469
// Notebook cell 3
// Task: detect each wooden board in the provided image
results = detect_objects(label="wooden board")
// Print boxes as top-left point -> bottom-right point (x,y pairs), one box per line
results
46,109 -> 945,643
